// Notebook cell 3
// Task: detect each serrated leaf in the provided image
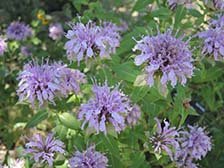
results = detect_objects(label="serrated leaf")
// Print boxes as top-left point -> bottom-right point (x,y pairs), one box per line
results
111,62 -> 140,82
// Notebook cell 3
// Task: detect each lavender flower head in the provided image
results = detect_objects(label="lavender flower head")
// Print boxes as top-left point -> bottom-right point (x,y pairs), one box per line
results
126,104 -> 141,127
49,23 -> 64,40
20,45 -> 32,56
133,30 -> 194,87
17,60 -> 86,108
175,125 -> 212,166
150,118 -> 179,160
68,145 -> 108,168
78,82 -> 132,134
25,134 -> 65,167
0,37 -> 7,55
198,28 -> 224,60
199,15 -> 224,60
210,15 -> 224,28
7,21 -> 32,41
64,20 -> 120,65
204,0 -> 224,10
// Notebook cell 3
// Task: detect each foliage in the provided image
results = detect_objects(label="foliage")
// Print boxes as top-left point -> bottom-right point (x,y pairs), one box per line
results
0,0 -> 224,168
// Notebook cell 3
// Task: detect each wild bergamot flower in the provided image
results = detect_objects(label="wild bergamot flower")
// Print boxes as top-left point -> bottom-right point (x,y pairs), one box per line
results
175,125 -> 212,167
78,81 -> 138,134
49,23 -> 64,40
68,145 -> 108,168
17,60 -> 86,108
6,21 -> 32,41
150,118 -> 179,161
133,30 -> 194,87
25,134 -> 65,167
199,15 -> 224,60
64,20 -> 120,65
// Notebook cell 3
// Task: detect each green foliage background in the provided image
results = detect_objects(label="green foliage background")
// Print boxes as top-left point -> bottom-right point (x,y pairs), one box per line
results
0,0 -> 224,167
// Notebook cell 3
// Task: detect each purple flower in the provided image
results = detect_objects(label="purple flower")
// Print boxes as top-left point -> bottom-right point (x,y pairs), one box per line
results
68,145 -> 108,168
133,30 -> 194,87
204,0 -> 224,10
20,45 -> 32,56
0,37 -> 7,55
175,125 -> 212,167
199,28 -> 224,60
78,82 -> 132,134
25,134 -> 65,167
210,15 -> 224,29
64,20 -> 120,65
199,15 -> 224,60
126,104 -> 141,127
168,0 -> 194,10
150,118 -> 179,160
57,64 -> 86,95
49,23 -> 64,40
6,21 -> 32,41
17,61 -> 86,108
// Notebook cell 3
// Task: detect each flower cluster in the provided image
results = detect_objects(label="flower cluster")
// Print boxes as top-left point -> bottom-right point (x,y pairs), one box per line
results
68,145 -> 108,168
64,20 -> 121,65
133,30 -> 194,87
0,37 -> 7,55
199,15 -> 224,60
6,21 -> 32,41
150,119 -> 212,167
16,60 -> 86,108
49,23 -> 64,40
25,134 -> 65,167
150,118 -> 179,160
175,125 -> 212,168
78,82 -> 139,134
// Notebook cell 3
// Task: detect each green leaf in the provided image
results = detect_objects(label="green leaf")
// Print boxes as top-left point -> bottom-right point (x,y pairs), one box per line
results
54,124 -> 68,141
58,112 -> 81,130
72,0 -> 88,12
99,134 -> 122,168
111,62 -> 140,82
25,109 -> 48,128
174,6 -> 186,27
130,86 -> 149,103
188,9 -> 202,17
130,152 -> 146,168
132,0 -> 153,12
150,7 -> 171,18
